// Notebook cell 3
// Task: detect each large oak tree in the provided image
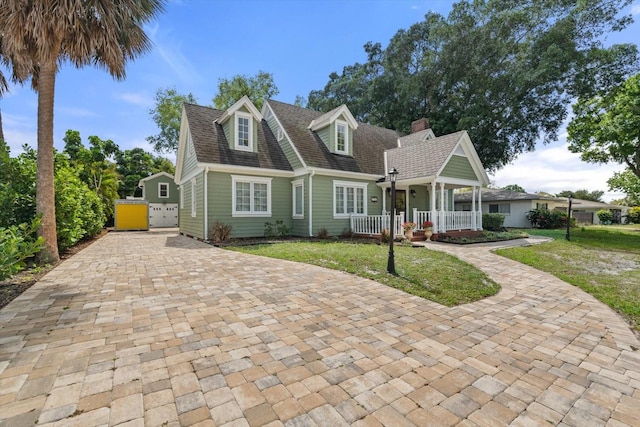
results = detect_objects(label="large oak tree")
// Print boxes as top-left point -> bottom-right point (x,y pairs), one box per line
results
307,0 -> 639,172
0,0 -> 165,262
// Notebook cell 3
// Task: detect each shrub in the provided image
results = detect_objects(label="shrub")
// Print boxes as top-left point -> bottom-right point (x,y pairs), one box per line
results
526,208 -> 570,229
482,213 -> 505,231
264,220 -> 290,238
209,221 -> 232,243
55,165 -> 106,251
596,209 -> 613,224
628,206 -> 640,224
380,228 -> 390,243
0,218 -> 45,280
317,228 -> 329,239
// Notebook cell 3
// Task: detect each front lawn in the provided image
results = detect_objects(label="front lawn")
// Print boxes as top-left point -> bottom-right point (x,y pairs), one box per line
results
226,241 -> 499,307
497,227 -> 640,332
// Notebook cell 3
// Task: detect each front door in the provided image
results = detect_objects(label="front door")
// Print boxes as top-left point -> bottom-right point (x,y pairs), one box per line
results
395,190 -> 406,219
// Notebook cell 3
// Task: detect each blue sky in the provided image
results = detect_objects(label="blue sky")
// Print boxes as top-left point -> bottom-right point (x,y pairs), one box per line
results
1,0 -> 639,201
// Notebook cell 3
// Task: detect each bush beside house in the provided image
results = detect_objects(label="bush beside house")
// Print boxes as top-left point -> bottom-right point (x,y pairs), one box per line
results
482,213 -> 505,231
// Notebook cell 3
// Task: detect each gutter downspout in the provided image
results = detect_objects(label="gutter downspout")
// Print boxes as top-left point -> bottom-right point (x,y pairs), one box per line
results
308,171 -> 315,237
204,167 -> 209,240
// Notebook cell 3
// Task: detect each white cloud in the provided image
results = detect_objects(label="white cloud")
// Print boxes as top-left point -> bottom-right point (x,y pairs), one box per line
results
2,112 -> 37,152
115,92 -> 154,107
492,143 -> 626,202
146,23 -> 202,84
631,3 -> 640,15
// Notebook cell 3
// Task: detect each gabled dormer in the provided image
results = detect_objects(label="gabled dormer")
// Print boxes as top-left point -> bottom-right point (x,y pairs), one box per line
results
307,104 -> 358,156
215,95 -> 263,153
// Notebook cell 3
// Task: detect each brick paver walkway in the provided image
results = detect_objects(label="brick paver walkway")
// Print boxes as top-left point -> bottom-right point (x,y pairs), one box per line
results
0,231 -> 639,426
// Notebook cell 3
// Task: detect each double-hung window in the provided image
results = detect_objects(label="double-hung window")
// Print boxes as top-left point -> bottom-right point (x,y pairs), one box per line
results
232,175 -> 271,216
335,120 -> 348,154
159,182 -> 169,198
235,113 -> 253,151
292,180 -> 304,218
333,181 -> 366,218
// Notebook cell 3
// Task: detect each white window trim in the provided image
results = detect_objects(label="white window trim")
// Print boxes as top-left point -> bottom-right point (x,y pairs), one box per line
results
277,128 -> 284,141
191,178 -> 197,217
235,112 -> 254,152
158,182 -> 169,199
335,120 -> 349,155
292,179 -> 304,219
232,175 -> 272,217
180,186 -> 184,209
333,180 -> 367,218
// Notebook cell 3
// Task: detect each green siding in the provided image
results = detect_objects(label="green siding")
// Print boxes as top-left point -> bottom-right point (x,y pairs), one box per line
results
266,114 -> 303,169
317,127 -> 330,150
143,175 -> 179,204
441,155 -> 478,181
179,173 -> 205,239
310,175 -> 381,237
206,171 -> 293,238
181,131 -> 199,179
223,119 -> 232,149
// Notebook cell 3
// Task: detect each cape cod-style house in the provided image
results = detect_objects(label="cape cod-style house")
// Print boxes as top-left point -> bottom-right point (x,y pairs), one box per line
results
174,96 -> 490,240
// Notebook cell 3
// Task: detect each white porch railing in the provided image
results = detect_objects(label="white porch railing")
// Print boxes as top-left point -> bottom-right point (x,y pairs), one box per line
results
439,211 -> 481,231
350,212 -> 405,237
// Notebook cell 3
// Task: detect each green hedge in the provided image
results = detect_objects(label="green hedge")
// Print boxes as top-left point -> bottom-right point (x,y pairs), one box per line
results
0,218 -> 44,280
482,213 -> 505,231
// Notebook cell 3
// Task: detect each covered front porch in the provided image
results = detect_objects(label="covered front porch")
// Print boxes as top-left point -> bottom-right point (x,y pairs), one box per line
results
351,182 -> 485,237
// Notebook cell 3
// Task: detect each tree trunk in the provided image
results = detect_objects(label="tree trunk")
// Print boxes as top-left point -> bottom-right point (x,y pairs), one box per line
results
0,108 -> 5,142
36,62 -> 60,263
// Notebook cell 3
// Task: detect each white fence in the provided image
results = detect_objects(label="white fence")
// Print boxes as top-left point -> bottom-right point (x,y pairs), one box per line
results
350,212 -> 405,237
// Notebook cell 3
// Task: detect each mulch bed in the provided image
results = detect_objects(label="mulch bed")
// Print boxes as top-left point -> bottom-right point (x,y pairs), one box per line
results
0,229 -> 108,310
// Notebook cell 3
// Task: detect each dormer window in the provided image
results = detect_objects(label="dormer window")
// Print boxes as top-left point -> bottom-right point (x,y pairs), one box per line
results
235,112 -> 253,151
335,120 -> 348,154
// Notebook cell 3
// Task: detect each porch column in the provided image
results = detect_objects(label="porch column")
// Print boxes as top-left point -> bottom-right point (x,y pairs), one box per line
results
472,186 -> 477,230
478,187 -> 483,230
431,181 -> 437,233
382,188 -> 387,215
439,182 -> 445,233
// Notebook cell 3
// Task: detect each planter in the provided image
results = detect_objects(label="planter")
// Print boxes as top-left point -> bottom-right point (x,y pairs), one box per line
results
404,229 -> 414,240
423,227 -> 433,241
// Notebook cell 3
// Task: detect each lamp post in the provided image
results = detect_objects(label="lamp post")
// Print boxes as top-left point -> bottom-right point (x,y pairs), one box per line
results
387,168 -> 399,274
565,195 -> 573,241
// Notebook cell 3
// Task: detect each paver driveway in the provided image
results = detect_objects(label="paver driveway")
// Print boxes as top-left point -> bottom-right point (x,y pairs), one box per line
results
1,231 -> 639,426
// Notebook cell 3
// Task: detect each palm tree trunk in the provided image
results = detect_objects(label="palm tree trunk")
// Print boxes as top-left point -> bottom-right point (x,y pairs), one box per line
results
36,61 -> 60,263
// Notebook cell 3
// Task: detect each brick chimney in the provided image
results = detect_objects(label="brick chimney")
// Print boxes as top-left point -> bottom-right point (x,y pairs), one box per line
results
411,118 -> 430,133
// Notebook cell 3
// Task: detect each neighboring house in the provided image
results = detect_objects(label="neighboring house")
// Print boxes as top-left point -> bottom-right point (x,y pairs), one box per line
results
174,96 -> 490,240
138,172 -> 179,228
454,188 -> 629,227
561,199 -> 629,225
454,188 -> 558,228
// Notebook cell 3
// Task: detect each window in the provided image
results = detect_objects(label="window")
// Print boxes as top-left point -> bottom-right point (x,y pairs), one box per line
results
191,178 -> 197,217
292,180 -> 304,218
180,186 -> 184,209
235,113 -> 253,151
333,181 -> 367,218
232,175 -> 272,216
159,182 -> 169,198
489,204 -> 510,214
277,128 -> 284,141
536,202 -> 548,210
335,120 -> 348,154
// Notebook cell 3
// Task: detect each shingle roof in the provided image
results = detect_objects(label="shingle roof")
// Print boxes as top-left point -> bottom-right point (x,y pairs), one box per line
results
183,103 -> 292,171
398,129 -> 432,147
267,100 -> 399,175
454,188 -> 556,202
386,131 -> 466,180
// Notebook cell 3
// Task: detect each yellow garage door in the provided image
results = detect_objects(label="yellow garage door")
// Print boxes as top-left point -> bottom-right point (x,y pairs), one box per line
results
114,200 -> 149,231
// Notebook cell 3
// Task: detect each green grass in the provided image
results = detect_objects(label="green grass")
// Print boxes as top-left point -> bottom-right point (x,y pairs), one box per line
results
226,241 -> 499,307
498,226 -> 640,332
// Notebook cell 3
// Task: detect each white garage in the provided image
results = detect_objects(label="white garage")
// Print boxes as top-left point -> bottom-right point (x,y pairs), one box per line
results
149,203 -> 178,228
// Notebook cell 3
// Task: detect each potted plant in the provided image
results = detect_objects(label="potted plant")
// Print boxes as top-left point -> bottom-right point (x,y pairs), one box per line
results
422,220 -> 434,240
402,221 -> 417,240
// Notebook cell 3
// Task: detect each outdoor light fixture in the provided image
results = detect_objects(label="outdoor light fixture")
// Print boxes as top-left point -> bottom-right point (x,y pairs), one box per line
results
565,195 -> 573,241
387,168 -> 399,275
410,189 -> 416,198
